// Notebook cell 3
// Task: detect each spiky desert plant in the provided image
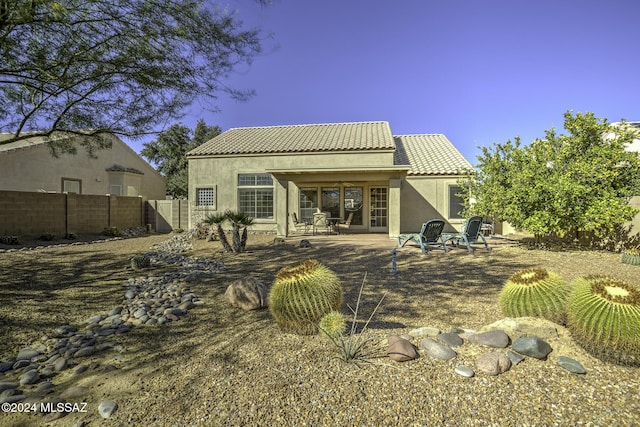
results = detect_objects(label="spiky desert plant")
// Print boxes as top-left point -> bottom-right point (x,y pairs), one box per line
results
567,275 -> 640,366
499,268 -> 571,324
269,260 -> 343,335
318,311 -> 346,340
621,249 -> 640,266
321,273 -> 388,364
130,254 -> 151,270
204,213 -> 232,252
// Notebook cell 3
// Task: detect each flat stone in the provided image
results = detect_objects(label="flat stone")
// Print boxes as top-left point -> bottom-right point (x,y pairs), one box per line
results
178,301 -> 195,310
476,352 -> 511,376
0,394 -> 25,404
35,382 -> 55,395
0,381 -> 18,393
512,336 -> 553,360
19,369 -> 40,385
16,348 -> 40,361
53,357 -> 68,372
437,332 -> 464,347
454,365 -> 475,378
557,356 -> 586,374
419,338 -> 457,360
0,362 -> 13,372
74,346 -> 95,358
98,400 -> 118,419
108,306 -> 123,316
468,330 -> 510,348
86,315 -> 103,324
409,326 -> 441,338
74,364 -> 88,375
125,289 -> 136,299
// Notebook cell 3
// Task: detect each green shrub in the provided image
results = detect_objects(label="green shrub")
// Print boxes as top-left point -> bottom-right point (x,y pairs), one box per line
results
130,254 -> 151,270
621,249 -> 640,266
567,275 -> 640,366
499,268 -> 571,324
102,227 -> 121,237
269,260 -> 343,335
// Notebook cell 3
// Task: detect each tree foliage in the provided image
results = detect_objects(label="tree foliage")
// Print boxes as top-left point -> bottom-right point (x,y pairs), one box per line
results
461,111 -> 640,239
141,119 -> 220,197
0,0 -> 263,155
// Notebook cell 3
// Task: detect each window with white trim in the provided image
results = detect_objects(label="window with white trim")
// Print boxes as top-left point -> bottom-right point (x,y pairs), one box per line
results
196,187 -> 217,207
62,178 -> 81,194
238,173 -> 273,219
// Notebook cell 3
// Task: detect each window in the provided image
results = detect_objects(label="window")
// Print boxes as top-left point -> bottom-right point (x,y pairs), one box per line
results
449,185 -> 465,219
196,187 -> 217,207
238,174 -> 273,218
299,187 -> 318,223
109,184 -> 122,196
62,178 -> 81,194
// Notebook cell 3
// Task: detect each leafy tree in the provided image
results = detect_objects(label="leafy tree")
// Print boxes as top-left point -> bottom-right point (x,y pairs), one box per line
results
0,0 -> 264,155
461,111 -> 640,240
141,119 -> 220,197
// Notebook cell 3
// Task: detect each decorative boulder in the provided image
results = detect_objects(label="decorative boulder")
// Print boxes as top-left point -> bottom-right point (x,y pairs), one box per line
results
476,352 -> 511,376
225,277 -> 269,311
512,336 -> 553,360
387,335 -> 418,362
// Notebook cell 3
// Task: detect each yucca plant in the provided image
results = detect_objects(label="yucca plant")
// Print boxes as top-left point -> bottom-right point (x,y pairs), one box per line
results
318,273 -> 387,364
224,210 -> 255,252
621,249 -> 640,266
499,268 -> 572,324
269,260 -> 343,335
567,275 -> 640,366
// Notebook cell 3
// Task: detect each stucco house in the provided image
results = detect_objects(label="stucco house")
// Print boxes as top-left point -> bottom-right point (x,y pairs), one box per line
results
187,121 -> 472,238
0,132 -> 166,200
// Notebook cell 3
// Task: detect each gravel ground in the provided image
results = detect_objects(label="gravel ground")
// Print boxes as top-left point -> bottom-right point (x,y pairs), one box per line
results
0,233 -> 639,426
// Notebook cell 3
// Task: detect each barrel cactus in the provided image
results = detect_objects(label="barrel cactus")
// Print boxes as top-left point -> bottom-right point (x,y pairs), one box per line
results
130,254 -> 151,270
269,260 -> 343,335
567,275 -> 640,366
499,268 -> 571,324
318,311 -> 346,340
621,249 -> 640,266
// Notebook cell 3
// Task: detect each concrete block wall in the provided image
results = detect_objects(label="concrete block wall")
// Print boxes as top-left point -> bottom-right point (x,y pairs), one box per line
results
0,190 -> 143,236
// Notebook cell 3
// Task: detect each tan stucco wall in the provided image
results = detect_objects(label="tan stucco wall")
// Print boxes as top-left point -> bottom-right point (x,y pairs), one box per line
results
400,176 -> 468,234
0,135 -> 166,199
188,150 -> 397,234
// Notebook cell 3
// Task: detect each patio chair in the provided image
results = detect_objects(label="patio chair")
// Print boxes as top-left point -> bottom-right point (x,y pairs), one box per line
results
443,216 -> 492,252
336,212 -> 354,234
397,219 -> 448,253
312,212 -> 332,235
290,212 -> 310,234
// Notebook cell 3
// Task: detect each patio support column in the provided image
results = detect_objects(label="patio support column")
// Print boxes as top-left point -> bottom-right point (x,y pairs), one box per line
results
389,178 -> 401,238
274,177 -> 288,237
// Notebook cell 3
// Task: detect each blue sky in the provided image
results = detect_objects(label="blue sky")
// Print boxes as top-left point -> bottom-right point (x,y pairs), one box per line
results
132,0 -> 640,164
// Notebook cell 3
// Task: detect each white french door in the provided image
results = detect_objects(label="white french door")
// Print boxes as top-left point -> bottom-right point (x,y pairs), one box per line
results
369,187 -> 388,232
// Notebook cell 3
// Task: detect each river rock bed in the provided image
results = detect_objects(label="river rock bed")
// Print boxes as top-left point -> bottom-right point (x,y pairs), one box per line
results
0,233 -> 224,421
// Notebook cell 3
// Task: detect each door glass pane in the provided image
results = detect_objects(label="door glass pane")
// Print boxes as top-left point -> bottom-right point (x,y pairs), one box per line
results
344,187 -> 363,225
321,187 -> 340,218
370,187 -> 388,228
299,187 -> 318,223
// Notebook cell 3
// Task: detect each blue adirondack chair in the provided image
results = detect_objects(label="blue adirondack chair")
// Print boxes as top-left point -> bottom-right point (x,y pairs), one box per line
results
397,219 -> 448,253
443,216 -> 492,252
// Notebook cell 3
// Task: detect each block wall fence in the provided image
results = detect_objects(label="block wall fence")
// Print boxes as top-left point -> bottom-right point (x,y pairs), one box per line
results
0,190 -> 144,236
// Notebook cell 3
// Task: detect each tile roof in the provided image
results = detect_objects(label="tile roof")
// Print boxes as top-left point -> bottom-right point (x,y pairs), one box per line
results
393,134 -> 473,175
187,121 -> 396,156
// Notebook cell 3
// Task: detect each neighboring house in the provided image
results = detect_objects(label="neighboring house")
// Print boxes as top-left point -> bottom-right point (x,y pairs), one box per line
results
187,121 -> 472,237
0,132 -> 166,200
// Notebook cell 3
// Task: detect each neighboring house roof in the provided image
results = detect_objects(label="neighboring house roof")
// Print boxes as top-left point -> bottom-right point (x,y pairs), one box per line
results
106,164 -> 144,175
0,133 -> 74,154
187,121 -> 396,156
393,134 -> 473,175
